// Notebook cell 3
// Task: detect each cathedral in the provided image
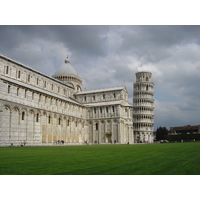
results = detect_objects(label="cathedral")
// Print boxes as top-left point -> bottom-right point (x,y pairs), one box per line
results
0,54 -> 154,146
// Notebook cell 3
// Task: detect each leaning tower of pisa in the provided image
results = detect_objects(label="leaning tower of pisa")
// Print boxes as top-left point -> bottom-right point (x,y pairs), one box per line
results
133,71 -> 154,143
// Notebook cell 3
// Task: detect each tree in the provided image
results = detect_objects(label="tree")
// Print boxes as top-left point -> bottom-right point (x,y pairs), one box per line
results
156,127 -> 168,141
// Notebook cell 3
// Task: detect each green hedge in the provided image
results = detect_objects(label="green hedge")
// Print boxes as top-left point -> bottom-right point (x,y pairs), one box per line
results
164,134 -> 200,142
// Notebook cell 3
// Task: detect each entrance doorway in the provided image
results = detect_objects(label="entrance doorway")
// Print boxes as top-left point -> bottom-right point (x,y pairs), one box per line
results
106,134 -> 112,143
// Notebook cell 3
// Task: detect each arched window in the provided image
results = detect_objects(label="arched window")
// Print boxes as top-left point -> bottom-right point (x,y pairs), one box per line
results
28,74 -> 30,82
96,123 -> 98,130
18,70 -> 21,78
112,106 -> 115,112
22,112 -> 25,120
67,119 -> 70,126
58,118 -> 61,125
36,113 -> 39,122
8,85 -> 10,93
48,116 -> 51,124
6,66 -> 9,74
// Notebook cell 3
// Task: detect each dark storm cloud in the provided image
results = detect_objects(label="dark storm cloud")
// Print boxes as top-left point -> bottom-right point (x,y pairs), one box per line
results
0,25 -> 108,55
46,26 -> 109,56
110,26 -> 200,63
0,25 -> 200,129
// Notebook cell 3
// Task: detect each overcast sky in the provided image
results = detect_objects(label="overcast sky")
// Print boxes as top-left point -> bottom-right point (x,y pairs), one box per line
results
0,25 -> 200,130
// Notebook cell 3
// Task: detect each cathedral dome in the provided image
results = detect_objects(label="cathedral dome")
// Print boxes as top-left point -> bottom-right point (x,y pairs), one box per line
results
52,56 -> 82,92
53,57 -> 79,77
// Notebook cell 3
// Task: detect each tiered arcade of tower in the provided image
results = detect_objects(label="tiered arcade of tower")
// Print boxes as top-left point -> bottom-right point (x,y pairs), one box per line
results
133,72 -> 154,143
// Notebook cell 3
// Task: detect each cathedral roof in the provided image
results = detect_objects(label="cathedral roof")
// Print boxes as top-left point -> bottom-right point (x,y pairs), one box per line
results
53,57 -> 79,77
84,100 -> 132,107
76,86 -> 125,95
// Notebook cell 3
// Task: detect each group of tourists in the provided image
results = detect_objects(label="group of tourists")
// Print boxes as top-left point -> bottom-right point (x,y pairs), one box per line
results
21,140 -> 26,146
54,140 -> 65,145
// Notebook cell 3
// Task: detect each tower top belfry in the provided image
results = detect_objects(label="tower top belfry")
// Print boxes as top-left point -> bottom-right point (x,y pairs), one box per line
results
135,71 -> 152,83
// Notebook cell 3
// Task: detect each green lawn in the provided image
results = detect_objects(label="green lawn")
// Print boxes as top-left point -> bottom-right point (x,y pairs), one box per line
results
0,142 -> 200,175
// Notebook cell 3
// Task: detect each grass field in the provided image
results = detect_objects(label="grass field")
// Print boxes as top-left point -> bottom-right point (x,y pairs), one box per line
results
0,142 -> 200,175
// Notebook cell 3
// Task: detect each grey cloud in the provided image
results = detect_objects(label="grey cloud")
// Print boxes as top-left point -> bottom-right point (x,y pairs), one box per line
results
111,26 -> 200,63
0,25 -> 109,58
49,25 -> 109,56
